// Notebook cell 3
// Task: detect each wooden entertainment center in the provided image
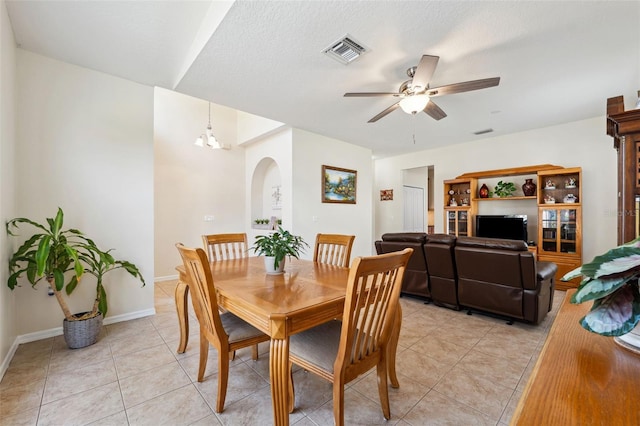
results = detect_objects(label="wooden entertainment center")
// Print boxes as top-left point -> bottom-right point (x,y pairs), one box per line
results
444,164 -> 582,289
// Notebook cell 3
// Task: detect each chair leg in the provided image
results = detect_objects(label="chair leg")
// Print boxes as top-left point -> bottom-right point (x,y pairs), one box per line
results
388,305 -> 402,388
332,381 -> 345,426
231,350 -> 236,361
216,349 -> 230,413
288,361 -> 295,414
198,334 -> 209,382
252,344 -> 259,360
376,358 -> 391,420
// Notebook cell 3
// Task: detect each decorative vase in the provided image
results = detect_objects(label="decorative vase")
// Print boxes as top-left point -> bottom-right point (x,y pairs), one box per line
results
63,312 -> 103,349
522,178 -> 537,196
614,323 -> 640,355
264,256 -> 286,274
479,184 -> 489,198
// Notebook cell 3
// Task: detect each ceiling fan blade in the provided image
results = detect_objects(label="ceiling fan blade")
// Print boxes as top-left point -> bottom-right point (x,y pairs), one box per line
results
424,100 -> 447,121
368,102 -> 400,123
344,92 -> 399,97
411,55 -> 439,90
427,77 -> 500,97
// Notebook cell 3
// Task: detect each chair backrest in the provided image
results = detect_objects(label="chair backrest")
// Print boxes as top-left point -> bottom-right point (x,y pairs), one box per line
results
176,243 -> 227,344
313,233 -> 356,268
202,233 -> 248,261
335,248 -> 412,380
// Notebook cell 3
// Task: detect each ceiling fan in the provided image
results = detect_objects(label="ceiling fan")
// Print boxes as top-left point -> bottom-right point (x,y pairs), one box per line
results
344,55 -> 500,123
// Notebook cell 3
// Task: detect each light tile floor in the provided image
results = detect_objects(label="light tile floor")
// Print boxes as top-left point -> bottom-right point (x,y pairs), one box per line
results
0,280 -> 565,425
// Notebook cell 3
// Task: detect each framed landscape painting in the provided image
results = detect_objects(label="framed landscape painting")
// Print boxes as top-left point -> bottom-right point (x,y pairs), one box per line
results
322,165 -> 357,204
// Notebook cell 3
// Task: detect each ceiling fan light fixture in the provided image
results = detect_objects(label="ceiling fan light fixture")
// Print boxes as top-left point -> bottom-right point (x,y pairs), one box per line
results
399,94 -> 430,114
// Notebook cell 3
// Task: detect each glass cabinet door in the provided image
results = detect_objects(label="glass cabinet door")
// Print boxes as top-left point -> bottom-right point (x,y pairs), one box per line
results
446,209 -> 470,237
539,208 -> 579,254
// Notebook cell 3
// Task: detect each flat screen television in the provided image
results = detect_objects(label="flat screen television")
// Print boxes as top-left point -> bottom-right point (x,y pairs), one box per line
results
475,215 -> 528,242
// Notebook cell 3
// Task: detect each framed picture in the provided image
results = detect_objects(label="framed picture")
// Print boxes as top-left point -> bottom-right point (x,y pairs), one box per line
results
322,165 -> 357,204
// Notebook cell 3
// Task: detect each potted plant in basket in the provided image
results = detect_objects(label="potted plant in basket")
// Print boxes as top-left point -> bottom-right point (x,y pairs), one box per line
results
251,226 -> 308,274
562,236 -> 640,351
7,208 -> 145,348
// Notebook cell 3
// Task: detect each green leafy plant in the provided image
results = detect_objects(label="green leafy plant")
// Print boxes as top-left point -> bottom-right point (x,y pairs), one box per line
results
251,227 -> 308,269
76,238 -> 146,318
562,237 -> 640,336
493,180 -> 517,197
7,208 -> 145,321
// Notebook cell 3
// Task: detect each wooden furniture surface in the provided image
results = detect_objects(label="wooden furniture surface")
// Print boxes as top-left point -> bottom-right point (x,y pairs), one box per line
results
443,178 -> 476,237
511,289 -> 640,425
174,256 -> 402,426
288,248 -> 412,425
606,94 -> 640,244
312,233 -> 356,268
536,167 -> 582,289
456,164 -> 562,179
175,244 -> 269,412
202,233 -> 248,261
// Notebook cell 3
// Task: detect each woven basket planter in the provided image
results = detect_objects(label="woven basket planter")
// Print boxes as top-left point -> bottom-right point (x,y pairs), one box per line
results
63,312 -> 103,349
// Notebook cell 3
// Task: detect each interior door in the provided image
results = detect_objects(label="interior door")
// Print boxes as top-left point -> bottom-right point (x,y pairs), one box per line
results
403,185 -> 425,232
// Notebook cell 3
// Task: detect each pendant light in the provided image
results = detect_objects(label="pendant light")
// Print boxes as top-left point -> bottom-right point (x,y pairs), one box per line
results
195,102 -> 224,149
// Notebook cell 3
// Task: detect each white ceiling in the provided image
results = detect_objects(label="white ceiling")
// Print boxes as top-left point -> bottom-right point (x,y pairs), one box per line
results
6,0 -> 640,158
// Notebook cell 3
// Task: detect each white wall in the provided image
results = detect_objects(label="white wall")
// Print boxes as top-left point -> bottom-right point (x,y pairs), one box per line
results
14,50 -> 154,335
374,116 -> 618,263
154,88 -> 245,278
291,129 -> 374,259
245,128 -> 294,246
0,0 -> 17,373
244,127 -> 374,260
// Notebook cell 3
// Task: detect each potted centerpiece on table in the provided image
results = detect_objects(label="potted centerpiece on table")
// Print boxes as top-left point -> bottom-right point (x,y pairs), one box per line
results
7,208 -> 146,349
562,236 -> 640,353
251,226 -> 308,274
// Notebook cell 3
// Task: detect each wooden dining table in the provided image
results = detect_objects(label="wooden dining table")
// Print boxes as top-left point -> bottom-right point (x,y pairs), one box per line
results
174,256 -> 402,426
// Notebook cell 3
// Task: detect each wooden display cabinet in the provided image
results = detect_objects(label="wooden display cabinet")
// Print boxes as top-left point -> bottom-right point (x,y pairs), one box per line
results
443,178 -> 476,237
537,167 -> 582,289
606,94 -> 640,244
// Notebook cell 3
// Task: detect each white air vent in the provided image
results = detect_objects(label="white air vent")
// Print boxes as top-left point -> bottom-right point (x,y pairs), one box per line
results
323,34 -> 368,64
473,128 -> 494,135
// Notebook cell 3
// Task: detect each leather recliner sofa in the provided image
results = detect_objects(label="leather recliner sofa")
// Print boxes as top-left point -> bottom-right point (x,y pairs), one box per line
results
454,236 -> 556,325
374,233 -> 429,299
374,233 -> 557,325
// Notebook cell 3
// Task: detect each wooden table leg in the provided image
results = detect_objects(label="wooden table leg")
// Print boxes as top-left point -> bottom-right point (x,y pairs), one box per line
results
388,303 -> 402,388
174,279 -> 190,353
270,336 -> 290,426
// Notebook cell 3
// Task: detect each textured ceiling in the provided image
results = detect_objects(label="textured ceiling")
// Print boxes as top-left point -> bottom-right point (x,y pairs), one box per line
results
6,0 -> 640,158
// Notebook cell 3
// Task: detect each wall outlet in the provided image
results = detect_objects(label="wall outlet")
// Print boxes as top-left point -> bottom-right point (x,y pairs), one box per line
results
204,215 -> 215,222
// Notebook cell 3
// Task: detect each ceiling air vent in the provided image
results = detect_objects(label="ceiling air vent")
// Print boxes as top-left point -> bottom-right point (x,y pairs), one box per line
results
323,35 -> 368,64
473,128 -> 494,135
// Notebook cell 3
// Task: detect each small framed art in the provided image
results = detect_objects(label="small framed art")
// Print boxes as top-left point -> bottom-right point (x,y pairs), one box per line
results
322,165 -> 357,204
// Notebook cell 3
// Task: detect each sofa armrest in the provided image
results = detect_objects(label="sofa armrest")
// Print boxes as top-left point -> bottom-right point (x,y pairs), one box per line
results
537,261 -> 558,282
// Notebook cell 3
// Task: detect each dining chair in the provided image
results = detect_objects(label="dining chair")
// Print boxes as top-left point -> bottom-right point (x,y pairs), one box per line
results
288,247 -> 413,425
312,233 -> 356,268
202,232 -> 259,359
202,233 -> 248,261
175,243 -> 270,413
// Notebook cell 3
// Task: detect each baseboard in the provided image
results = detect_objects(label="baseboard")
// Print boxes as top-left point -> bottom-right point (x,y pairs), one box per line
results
155,274 -> 178,282
0,339 -> 20,383
13,308 -> 156,345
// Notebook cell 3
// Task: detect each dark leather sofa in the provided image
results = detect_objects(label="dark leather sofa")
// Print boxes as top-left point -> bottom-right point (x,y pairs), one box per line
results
374,233 -> 429,299
375,233 -> 557,325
